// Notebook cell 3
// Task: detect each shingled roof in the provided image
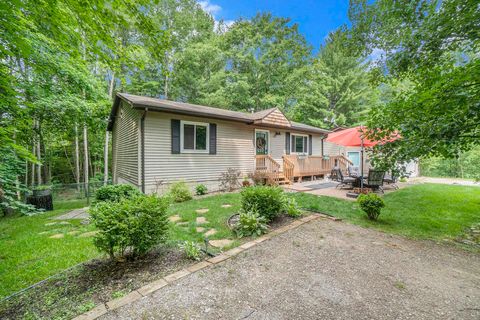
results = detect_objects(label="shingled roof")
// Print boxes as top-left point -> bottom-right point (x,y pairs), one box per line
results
108,93 -> 330,135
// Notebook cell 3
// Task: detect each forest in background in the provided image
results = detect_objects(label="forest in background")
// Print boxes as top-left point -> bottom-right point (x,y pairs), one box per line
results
1,0 -> 478,214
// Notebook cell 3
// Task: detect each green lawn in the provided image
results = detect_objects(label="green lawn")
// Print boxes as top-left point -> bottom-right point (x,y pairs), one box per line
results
0,200 -> 96,299
292,183 -> 480,241
0,194 -> 243,299
1,183 -> 478,300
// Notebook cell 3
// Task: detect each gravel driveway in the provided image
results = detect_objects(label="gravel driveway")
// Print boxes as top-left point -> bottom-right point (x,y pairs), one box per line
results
100,219 -> 480,320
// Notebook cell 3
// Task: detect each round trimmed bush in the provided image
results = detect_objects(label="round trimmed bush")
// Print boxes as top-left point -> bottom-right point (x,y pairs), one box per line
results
357,193 -> 385,220
168,181 -> 193,202
90,195 -> 170,258
240,186 -> 284,221
94,184 -> 141,203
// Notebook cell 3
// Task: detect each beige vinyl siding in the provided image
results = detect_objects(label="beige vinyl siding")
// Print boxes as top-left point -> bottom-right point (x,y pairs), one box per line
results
112,101 -> 141,186
144,112 -> 255,193
323,141 -> 345,156
311,135 -> 325,156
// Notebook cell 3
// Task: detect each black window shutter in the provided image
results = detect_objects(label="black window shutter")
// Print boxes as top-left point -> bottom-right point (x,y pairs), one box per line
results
209,123 -> 217,154
285,132 -> 290,155
309,135 -> 313,155
171,119 -> 180,154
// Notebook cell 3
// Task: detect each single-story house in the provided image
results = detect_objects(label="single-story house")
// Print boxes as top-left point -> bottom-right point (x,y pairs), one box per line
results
107,93 -> 352,193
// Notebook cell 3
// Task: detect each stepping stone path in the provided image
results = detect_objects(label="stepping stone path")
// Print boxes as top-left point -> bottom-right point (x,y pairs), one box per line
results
38,231 -> 49,235
196,217 -> 208,225
49,233 -> 64,239
221,204 -> 232,208
195,208 -> 209,214
68,230 -> 80,236
196,227 -> 205,233
209,239 -> 233,248
53,207 -> 89,220
169,215 -> 181,223
204,229 -> 217,237
45,222 -> 57,226
79,231 -> 98,238
58,221 -> 70,225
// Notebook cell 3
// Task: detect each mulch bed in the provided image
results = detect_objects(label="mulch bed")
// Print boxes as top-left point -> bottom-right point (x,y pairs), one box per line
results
0,212 -> 307,320
0,247 -> 191,320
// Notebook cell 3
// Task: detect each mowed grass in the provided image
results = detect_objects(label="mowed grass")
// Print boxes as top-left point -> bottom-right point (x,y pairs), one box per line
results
0,200 -> 97,299
167,192 -> 241,250
2,183 -> 478,299
293,183 -> 480,241
0,194 -> 243,299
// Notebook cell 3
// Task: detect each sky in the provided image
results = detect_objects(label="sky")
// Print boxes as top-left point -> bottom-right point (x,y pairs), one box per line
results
199,0 -> 351,52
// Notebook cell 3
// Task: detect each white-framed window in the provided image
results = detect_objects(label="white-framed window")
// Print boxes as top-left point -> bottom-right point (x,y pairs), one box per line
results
180,120 -> 209,153
291,134 -> 308,154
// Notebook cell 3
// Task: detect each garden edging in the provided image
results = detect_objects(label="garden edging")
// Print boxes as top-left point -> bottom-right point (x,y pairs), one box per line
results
73,212 -> 330,320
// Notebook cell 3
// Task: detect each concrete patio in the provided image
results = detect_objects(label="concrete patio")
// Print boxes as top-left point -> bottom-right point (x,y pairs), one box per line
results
283,179 -> 407,200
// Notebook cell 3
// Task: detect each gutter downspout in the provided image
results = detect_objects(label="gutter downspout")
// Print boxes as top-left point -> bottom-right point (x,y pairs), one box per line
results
140,109 -> 147,193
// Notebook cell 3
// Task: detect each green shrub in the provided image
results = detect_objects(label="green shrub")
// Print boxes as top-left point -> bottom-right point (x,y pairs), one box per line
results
357,193 -> 385,220
180,241 -> 201,260
94,184 -> 141,203
90,195 -> 170,258
195,184 -> 208,196
235,207 -> 268,238
240,186 -> 284,221
283,197 -> 302,217
169,181 -> 193,202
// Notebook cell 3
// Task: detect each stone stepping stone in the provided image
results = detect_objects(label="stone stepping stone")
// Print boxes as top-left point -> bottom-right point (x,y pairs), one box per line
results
79,231 -> 98,238
38,231 -> 49,235
49,233 -> 64,239
196,227 -> 206,233
195,208 -> 209,214
58,221 -> 70,225
169,215 -> 181,223
45,222 -> 58,226
204,229 -> 217,237
209,239 -> 233,248
221,204 -> 232,208
196,217 -> 208,225
68,230 -> 80,236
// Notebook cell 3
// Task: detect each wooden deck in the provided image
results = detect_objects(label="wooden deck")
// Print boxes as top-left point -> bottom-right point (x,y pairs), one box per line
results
255,154 -> 352,185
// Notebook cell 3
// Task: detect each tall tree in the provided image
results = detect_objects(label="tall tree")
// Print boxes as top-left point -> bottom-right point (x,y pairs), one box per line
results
292,30 -> 375,129
348,0 -> 480,168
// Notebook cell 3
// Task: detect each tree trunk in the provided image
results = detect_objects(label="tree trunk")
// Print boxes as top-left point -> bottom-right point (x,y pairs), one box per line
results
31,143 -> 35,186
35,120 -> 42,185
74,123 -> 80,190
104,131 -> 109,185
83,123 -> 89,197
109,72 -> 115,98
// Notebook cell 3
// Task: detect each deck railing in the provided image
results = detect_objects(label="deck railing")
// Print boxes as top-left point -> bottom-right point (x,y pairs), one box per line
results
283,157 -> 294,183
282,154 -> 352,178
255,155 -> 281,185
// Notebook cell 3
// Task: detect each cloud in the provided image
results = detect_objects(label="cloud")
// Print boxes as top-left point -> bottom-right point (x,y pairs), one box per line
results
199,1 -> 234,32
199,0 -> 222,16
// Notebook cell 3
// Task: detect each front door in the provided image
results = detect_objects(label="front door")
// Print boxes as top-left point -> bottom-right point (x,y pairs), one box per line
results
255,130 -> 269,155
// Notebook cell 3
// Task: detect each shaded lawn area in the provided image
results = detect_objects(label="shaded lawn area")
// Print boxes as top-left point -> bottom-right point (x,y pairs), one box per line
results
0,200 -> 95,299
0,193 -> 243,300
292,183 -> 480,242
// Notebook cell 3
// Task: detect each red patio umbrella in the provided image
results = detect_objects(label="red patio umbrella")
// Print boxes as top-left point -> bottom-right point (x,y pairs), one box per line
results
326,126 -> 381,191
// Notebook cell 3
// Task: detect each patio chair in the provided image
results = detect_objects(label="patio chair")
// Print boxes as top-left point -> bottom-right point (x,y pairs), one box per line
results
383,172 -> 399,190
333,168 -> 356,189
348,166 -> 360,177
364,170 -> 386,193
